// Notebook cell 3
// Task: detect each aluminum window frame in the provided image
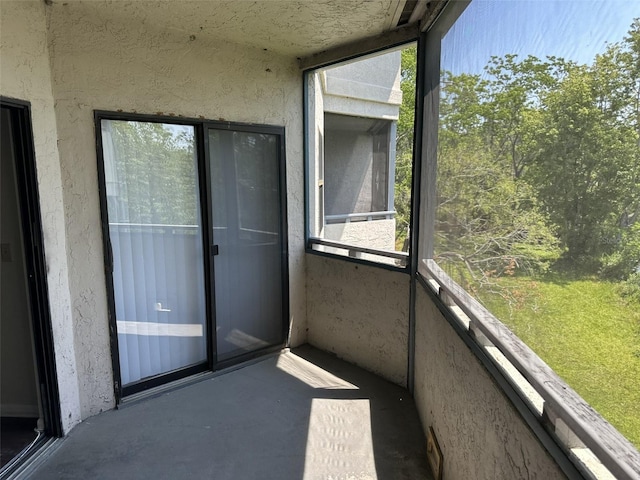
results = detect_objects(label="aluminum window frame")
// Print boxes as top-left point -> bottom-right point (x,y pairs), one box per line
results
303,42 -> 419,273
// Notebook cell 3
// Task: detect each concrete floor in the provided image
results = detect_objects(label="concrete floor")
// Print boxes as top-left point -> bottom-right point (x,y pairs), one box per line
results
29,346 -> 431,480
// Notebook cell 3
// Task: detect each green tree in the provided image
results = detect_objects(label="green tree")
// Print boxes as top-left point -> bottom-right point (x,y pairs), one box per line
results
527,62 -> 638,269
432,19 -> 640,285
524,29 -> 640,273
394,45 -> 417,248
435,68 -> 561,289
107,121 -> 198,226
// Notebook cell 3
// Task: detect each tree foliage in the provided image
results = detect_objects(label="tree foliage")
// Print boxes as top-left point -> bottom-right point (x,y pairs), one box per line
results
396,19 -> 640,288
436,66 -> 561,287
393,45 -> 417,247
106,121 -> 198,225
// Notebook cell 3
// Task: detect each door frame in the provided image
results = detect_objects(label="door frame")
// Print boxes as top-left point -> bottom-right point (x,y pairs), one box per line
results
0,97 -> 63,440
94,111 -> 289,402
94,113 -> 211,399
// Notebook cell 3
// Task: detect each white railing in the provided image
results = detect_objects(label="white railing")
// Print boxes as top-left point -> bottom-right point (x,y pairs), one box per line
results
309,238 -> 408,262
420,258 -> 640,480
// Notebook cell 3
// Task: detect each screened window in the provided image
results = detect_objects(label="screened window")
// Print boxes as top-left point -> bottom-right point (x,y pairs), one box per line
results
305,44 -> 416,267
419,0 -> 640,474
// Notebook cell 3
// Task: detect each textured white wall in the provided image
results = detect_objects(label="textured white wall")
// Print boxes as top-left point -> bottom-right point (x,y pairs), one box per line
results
306,254 -> 409,386
0,0 -> 82,433
45,2 -> 306,419
414,286 -> 566,479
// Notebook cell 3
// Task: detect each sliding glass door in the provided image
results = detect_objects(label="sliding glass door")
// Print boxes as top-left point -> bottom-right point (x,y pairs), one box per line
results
208,129 -> 285,362
97,115 -> 287,397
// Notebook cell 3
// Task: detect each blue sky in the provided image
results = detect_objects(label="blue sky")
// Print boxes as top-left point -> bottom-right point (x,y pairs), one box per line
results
442,0 -> 640,76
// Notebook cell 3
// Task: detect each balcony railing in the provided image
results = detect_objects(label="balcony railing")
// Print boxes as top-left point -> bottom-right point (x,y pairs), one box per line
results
325,210 -> 396,224
419,258 -> 640,480
310,238 -> 407,261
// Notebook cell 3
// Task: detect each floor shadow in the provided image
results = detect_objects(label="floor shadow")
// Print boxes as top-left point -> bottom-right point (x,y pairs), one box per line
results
0,417 -> 38,468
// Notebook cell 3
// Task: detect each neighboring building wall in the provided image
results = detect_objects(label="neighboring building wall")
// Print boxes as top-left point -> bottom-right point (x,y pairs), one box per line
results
324,219 -> 396,252
414,286 -> 566,479
324,128 -> 376,215
0,0 -> 81,434
309,51 -> 401,250
322,51 -> 402,119
306,254 -> 409,386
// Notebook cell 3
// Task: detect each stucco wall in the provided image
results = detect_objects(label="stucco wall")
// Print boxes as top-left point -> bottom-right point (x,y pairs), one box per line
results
306,254 -> 409,386
46,2 -> 306,418
414,285 -> 566,479
0,0 -> 81,433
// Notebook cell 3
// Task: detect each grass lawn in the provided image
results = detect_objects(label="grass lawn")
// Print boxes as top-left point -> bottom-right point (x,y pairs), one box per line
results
479,275 -> 640,450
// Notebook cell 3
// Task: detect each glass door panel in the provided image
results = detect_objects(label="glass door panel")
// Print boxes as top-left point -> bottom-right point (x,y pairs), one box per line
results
208,129 -> 285,362
101,120 -> 207,387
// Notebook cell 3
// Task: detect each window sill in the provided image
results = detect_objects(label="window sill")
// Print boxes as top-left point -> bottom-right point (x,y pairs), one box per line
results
307,238 -> 409,271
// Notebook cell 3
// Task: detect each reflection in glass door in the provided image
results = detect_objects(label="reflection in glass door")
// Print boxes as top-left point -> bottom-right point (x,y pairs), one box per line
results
100,120 -> 207,389
208,129 -> 286,362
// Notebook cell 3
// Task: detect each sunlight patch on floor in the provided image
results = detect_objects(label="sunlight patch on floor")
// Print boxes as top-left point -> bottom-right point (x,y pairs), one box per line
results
304,398 -> 376,480
276,353 -> 359,390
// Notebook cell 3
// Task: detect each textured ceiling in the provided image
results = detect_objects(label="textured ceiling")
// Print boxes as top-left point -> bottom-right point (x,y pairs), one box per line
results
51,0 -> 407,58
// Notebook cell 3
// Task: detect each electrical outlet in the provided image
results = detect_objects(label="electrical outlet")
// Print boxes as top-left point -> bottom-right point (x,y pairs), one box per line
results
427,426 -> 443,480
1,243 -> 12,262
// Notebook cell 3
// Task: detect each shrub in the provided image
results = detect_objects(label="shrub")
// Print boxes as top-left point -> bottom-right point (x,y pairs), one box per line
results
619,272 -> 640,305
600,224 -> 640,280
